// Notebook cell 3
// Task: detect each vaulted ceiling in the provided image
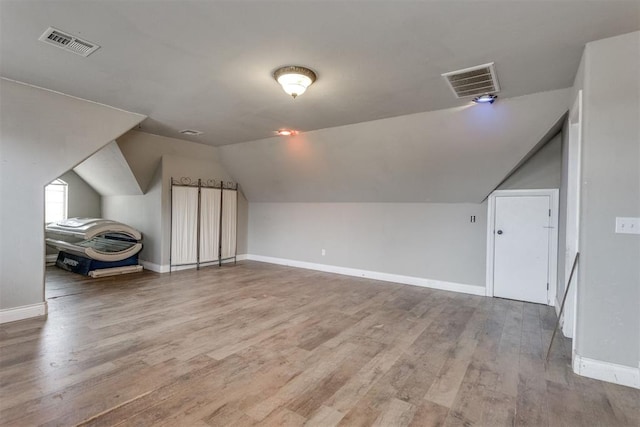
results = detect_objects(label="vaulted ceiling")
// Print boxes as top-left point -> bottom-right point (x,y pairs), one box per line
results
73,141 -> 143,196
1,1 -> 638,146
218,88 -> 570,203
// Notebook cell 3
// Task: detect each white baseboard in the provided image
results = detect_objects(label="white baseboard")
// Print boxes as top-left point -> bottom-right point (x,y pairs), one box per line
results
141,255 -> 247,274
246,254 -> 485,296
574,354 -> 640,389
45,254 -> 58,263
0,302 -> 48,324
139,260 -> 169,273
170,262 -> 225,272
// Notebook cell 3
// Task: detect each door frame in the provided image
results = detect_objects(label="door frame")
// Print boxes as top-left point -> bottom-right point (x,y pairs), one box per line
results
565,90 -> 583,355
485,188 -> 559,305
568,89 -> 584,364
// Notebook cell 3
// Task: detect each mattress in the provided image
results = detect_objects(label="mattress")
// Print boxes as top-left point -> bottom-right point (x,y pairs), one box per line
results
46,218 -> 143,262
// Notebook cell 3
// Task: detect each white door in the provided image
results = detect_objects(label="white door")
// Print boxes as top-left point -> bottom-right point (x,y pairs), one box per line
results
493,195 -> 551,304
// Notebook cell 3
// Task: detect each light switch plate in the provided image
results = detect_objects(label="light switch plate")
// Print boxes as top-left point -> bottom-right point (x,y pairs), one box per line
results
615,217 -> 640,234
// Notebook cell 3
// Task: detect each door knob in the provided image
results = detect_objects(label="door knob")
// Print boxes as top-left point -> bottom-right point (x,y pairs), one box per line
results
497,230 -> 503,235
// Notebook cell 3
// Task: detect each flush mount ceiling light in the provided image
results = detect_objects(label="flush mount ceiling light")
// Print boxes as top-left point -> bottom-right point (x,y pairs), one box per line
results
273,66 -> 317,99
473,94 -> 498,104
179,129 -> 203,136
275,129 -> 298,136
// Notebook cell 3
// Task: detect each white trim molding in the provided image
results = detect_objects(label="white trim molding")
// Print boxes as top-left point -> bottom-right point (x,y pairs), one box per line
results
564,89 -> 583,347
246,254 -> 485,296
574,354 -> 640,389
139,260 -> 169,273
140,255 -> 248,274
485,188 -> 559,306
0,302 -> 48,324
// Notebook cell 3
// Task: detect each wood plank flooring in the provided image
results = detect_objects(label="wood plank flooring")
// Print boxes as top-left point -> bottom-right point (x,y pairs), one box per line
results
1,262 -> 638,426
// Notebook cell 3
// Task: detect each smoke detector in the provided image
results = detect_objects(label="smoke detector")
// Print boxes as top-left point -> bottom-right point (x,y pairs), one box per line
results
38,27 -> 100,57
179,129 -> 203,136
442,62 -> 500,98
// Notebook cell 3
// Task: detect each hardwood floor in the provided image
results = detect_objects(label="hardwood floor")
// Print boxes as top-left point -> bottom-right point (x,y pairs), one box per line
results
1,262 -> 638,426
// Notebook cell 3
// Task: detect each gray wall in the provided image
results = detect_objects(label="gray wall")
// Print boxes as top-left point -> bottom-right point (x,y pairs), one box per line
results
73,141 -> 143,196
102,132 -> 249,269
224,91 -> 568,291
117,130 -> 236,192
0,78 -> 144,311
60,170 -> 102,219
219,89 -> 570,204
102,164 -> 163,265
576,32 -> 639,368
237,191 -> 249,256
498,133 -> 562,190
248,202 -> 487,287
119,131 -> 248,257
247,119 -> 564,290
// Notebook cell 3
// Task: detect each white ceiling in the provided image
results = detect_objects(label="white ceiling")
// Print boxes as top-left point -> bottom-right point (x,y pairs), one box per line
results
1,1 -> 638,146
218,88 -> 570,203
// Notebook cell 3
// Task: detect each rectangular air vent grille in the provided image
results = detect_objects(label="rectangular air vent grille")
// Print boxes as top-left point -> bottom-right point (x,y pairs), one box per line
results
47,30 -> 72,45
39,27 -> 100,57
442,62 -> 500,98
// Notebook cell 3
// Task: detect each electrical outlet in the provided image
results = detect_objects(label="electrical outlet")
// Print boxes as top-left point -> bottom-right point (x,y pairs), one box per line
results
321,249 -> 326,256
615,217 -> 640,234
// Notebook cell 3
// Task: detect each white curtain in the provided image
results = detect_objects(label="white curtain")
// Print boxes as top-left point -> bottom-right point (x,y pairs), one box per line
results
221,189 -> 237,259
200,187 -> 221,262
171,186 -> 199,265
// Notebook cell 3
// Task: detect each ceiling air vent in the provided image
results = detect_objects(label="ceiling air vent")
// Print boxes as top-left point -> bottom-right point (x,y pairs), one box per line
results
442,62 -> 500,98
180,129 -> 203,136
38,27 -> 100,57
